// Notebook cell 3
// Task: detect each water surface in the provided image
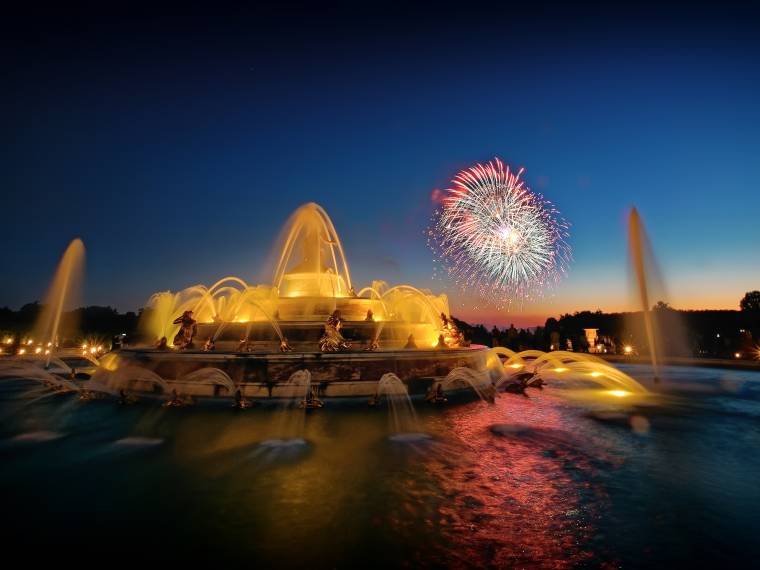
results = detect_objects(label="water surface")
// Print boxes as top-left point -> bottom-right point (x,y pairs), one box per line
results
1,364 -> 758,568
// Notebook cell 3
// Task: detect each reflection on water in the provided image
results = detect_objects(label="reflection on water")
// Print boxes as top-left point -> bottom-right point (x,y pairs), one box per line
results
1,365 -> 759,567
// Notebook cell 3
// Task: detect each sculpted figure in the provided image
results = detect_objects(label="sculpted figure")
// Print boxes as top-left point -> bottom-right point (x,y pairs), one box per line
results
403,334 -> 417,349
172,310 -> 197,349
319,310 -> 351,352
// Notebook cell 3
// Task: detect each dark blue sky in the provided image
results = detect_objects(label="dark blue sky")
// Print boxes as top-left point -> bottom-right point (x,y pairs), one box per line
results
2,2 -> 759,325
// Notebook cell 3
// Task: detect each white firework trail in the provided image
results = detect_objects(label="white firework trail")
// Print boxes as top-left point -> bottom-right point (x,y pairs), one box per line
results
428,158 -> 571,305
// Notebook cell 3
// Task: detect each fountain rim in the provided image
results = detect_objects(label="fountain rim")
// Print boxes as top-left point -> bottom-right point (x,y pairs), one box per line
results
119,344 -> 489,360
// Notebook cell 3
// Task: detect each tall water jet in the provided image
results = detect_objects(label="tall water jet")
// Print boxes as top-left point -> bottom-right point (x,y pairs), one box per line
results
273,202 -> 353,298
628,208 -> 659,380
33,238 -> 85,356
628,208 -> 692,381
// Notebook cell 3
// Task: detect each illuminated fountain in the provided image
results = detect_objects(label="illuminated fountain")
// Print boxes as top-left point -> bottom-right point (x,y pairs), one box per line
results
489,347 -> 648,398
1,203 -> 646,405
627,207 -> 688,381
0,238 -> 87,384
628,208 -> 661,380
33,238 -> 85,355
107,203 -> 491,400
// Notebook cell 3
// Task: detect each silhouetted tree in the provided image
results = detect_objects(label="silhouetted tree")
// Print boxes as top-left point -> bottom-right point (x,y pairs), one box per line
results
740,291 -> 760,313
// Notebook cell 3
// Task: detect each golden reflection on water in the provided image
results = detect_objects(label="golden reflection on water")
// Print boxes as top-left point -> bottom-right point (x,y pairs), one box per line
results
142,390 -> 628,568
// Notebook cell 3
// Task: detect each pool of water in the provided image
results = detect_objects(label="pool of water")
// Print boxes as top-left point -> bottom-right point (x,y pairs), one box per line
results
1,364 -> 759,567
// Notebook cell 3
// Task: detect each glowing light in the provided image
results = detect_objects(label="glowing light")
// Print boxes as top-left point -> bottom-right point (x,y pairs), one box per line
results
18,348 -> 26,355
4,337 -> 12,344
734,352 -> 741,359
34,347 -> 42,354
589,371 -> 604,378
82,344 -> 87,349
509,363 -> 523,369
90,347 -> 97,354
428,157 -> 570,303
624,345 -> 633,354
607,390 -> 629,398
44,349 -> 50,355
26,339 -> 33,345
553,367 -> 568,372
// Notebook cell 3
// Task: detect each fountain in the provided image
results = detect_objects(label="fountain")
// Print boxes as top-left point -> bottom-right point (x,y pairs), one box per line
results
33,238 -> 85,354
628,208 -> 661,381
627,208 -> 689,382
104,203 -> 492,400
489,347 -> 648,399
374,373 -> 420,433
1,203 -> 647,407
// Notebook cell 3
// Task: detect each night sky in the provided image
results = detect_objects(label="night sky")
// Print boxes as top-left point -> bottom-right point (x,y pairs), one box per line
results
2,2 -> 759,326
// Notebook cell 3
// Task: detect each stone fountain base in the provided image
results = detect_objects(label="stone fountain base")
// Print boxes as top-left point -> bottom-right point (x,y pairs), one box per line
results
111,345 -> 491,399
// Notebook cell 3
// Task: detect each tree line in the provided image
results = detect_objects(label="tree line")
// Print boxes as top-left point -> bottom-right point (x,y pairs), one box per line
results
2,291 -> 759,358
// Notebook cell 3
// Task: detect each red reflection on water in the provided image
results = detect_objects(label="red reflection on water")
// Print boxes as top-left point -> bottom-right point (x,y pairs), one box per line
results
426,393 -> 616,568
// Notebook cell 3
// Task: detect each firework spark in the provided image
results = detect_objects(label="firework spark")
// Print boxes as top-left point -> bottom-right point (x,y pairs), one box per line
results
428,158 -> 570,305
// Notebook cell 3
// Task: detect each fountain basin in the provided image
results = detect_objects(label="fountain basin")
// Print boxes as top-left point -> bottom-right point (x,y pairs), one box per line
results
195,319 -> 439,351
111,344 -> 491,399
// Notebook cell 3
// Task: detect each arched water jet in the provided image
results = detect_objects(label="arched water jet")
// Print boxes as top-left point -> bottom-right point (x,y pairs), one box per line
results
541,361 -> 648,394
488,348 -> 648,396
0,360 -> 80,392
375,373 -> 419,433
180,368 -> 236,396
273,202 -> 353,297
356,285 -> 390,314
91,366 -> 170,394
439,367 -> 495,402
267,370 -> 315,441
230,289 -> 283,341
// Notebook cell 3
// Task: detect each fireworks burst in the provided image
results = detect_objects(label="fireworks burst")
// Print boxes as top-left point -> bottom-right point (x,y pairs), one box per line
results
428,158 -> 571,305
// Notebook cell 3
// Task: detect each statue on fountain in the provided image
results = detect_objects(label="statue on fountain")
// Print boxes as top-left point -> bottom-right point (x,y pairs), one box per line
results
365,309 -> 374,321
172,310 -> 197,349
299,385 -> 324,409
502,371 -> 543,395
203,338 -> 216,352
319,310 -> 351,352
426,383 -> 448,405
404,334 -> 417,349
118,388 -> 138,405
233,388 -> 254,409
439,313 -> 468,348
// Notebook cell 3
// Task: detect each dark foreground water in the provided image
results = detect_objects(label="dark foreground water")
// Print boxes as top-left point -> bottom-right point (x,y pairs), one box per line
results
1,364 -> 759,568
